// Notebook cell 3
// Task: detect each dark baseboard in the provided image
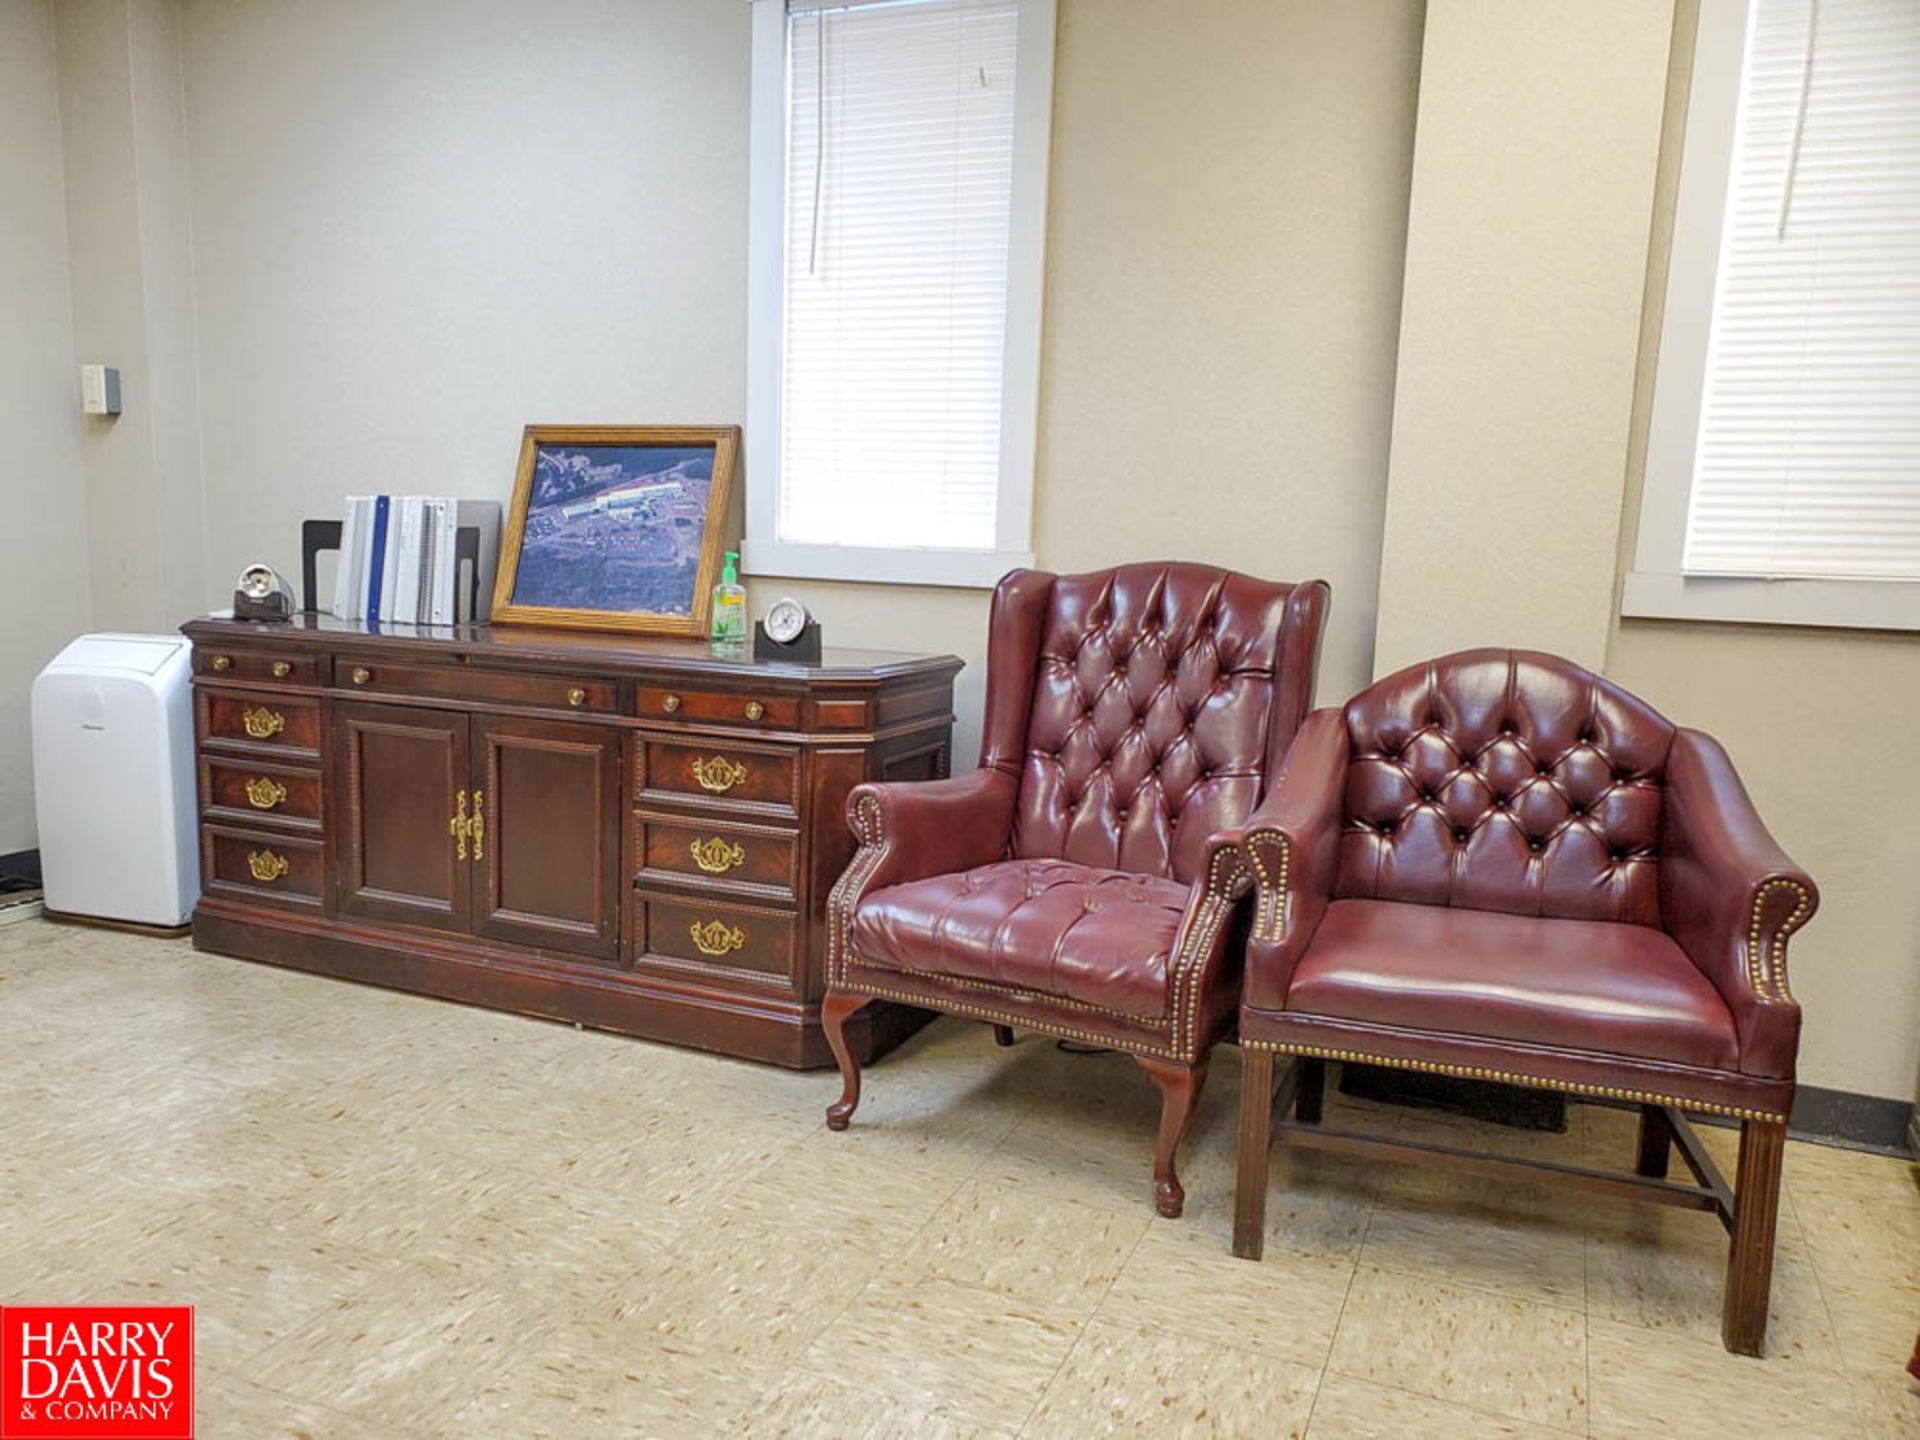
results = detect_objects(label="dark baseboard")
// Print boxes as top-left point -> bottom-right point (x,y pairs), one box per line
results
0,849 -> 40,884
1788,1084 -> 1914,1157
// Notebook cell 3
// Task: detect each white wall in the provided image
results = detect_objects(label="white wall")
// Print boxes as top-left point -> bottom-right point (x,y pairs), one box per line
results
0,0 -> 94,854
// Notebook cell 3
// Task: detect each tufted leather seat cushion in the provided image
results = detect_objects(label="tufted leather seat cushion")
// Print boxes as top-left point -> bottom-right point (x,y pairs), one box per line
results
849,859 -> 1193,1020
1011,566 -> 1292,885
1338,651 -> 1674,926
1286,899 -> 1739,1070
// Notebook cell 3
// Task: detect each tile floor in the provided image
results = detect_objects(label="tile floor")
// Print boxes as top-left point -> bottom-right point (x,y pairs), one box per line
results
1,917 -> 1916,1438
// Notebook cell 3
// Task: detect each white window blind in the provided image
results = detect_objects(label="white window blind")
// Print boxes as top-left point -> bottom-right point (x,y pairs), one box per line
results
778,0 -> 1019,553
1681,0 -> 1920,580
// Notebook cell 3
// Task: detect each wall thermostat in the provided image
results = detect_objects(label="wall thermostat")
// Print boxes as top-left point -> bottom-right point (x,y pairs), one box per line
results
80,365 -> 122,417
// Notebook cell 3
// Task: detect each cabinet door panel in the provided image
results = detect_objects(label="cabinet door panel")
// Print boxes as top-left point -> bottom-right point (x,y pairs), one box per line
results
473,716 -> 621,961
334,702 -> 471,931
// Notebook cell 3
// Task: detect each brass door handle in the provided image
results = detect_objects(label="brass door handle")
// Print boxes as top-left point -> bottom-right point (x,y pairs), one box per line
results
210,654 -> 232,671
247,849 -> 290,882
689,919 -> 747,957
567,687 -> 587,708
351,667 -> 372,685
242,706 -> 285,739
744,701 -> 765,721
272,660 -> 292,678
451,789 -> 469,860
244,777 -> 288,810
688,837 -> 746,874
471,789 -> 485,861
690,756 -> 748,793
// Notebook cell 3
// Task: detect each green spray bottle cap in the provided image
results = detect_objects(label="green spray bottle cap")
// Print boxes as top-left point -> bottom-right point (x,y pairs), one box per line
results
722,550 -> 739,586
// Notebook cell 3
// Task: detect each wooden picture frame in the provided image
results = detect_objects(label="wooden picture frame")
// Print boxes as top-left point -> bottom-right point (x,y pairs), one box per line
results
491,425 -> 739,636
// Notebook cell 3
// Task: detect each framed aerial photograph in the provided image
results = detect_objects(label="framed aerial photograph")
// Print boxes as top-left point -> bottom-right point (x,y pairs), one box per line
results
491,424 -> 740,636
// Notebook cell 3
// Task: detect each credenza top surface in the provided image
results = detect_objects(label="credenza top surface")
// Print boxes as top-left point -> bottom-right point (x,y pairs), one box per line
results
182,613 -> 962,687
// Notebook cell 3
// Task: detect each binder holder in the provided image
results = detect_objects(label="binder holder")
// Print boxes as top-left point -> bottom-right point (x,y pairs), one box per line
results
301,518 -> 483,622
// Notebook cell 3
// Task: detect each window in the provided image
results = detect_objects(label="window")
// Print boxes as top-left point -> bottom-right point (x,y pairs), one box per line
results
746,0 -> 1053,587
1624,0 -> 1920,629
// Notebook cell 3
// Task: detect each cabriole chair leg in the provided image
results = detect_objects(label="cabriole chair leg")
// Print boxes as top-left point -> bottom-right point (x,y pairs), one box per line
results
822,991 -> 873,1131
1137,1055 -> 1209,1219
1232,1048 -> 1275,1259
1722,1117 -> 1787,1356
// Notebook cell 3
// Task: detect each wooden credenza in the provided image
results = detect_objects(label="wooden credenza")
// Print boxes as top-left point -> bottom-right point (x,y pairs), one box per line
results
181,614 -> 960,1067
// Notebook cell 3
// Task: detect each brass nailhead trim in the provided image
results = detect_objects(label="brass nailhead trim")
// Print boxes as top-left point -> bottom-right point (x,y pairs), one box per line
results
1244,829 -> 1291,943
1746,878 -> 1811,1004
1245,1040 -> 1788,1123
842,981 -> 1185,1060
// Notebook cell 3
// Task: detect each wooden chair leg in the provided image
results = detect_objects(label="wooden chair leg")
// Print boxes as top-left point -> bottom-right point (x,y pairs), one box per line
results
992,1024 -> 1016,1047
1137,1055 -> 1209,1219
1723,1117 -> 1787,1356
1636,1104 -> 1673,1178
1233,1048 -> 1275,1259
1295,1056 -> 1326,1124
822,991 -> 873,1131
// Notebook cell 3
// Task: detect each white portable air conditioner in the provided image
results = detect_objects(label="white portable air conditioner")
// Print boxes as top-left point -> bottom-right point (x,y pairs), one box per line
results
31,634 -> 200,928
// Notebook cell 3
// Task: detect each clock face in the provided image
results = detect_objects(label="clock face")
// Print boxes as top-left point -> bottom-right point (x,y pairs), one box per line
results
765,596 -> 809,645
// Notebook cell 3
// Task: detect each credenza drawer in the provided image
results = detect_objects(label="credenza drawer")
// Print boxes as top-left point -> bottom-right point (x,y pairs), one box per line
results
635,685 -> 800,729
196,648 -> 324,687
634,892 -> 796,983
636,736 -> 800,817
201,757 -> 323,831
199,690 -> 322,758
203,825 -> 324,908
335,659 -> 618,714
634,811 -> 796,901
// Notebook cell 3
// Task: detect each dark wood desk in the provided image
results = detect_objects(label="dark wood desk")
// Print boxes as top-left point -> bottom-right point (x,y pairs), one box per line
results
182,614 -> 960,1067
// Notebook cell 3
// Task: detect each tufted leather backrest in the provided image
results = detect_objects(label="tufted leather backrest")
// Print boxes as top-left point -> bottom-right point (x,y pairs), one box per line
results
1336,650 -> 1675,925
991,564 -> 1327,885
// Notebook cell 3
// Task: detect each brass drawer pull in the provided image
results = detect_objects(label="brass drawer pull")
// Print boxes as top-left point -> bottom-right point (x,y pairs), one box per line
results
568,687 -> 587,708
242,706 -> 286,739
471,789 -> 485,861
272,660 -> 292,678
210,654 -> 231,672
351,667 -> 372,685
451,789 -> 469,860
662,693 -> 682,713
689,837 -> 747,874
744,701 -> 765,721
247,849 -> 290,883
689,919 -> 747,957
244,777 -> 288,810
690,755 -> 749,793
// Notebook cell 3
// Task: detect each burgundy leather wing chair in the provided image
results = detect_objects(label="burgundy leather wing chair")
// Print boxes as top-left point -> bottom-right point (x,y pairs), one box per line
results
824,563 -> 1328,1217
1231,649 -> 1817,1356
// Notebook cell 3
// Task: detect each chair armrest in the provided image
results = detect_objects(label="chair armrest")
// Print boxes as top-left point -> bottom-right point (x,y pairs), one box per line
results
1234,707 -> 1350,1012
1660,728 -> 1818,1079
826,768 -> 1017,989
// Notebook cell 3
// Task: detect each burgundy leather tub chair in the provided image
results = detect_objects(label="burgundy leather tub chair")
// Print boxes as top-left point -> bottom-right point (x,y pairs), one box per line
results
823,563 -> 1328,1217
1230,649 -> 1817,1356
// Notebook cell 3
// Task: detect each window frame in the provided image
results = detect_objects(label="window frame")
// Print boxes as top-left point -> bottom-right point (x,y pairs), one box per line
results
1623,0 -> 1920,632
743,0 -> 1053,589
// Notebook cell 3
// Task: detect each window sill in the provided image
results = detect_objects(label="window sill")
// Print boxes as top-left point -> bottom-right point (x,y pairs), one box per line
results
741,539 -> 1033,590
1621,571 -> 1920,633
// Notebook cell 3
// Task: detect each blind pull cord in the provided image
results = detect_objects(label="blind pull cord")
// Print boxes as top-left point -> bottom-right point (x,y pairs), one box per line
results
1777,0 -> 1820,241
809,10 -> 828,276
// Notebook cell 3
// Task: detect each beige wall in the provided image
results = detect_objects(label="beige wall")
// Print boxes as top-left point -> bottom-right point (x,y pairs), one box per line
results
0,0 -> 94,854
1605,2 -> 1920,1102
176,0 -> 1426,768
1374,0 -> 1674,676
56,0 -> 207,634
